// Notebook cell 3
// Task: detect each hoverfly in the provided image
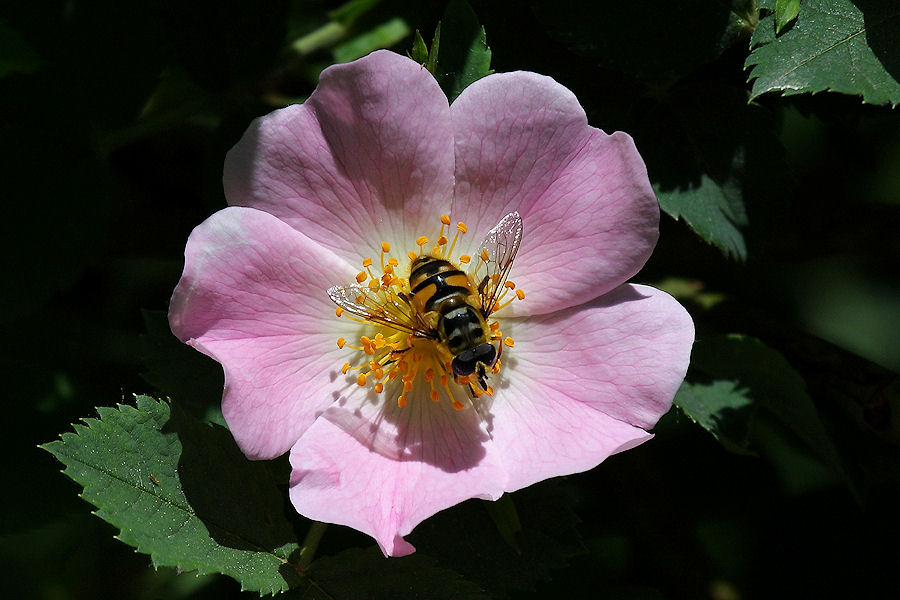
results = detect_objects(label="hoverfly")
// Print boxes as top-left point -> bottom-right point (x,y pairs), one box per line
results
328,212 -> 523,395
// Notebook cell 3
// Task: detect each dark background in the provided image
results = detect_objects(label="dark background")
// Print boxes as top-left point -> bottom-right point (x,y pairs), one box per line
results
2,1 -> 898,598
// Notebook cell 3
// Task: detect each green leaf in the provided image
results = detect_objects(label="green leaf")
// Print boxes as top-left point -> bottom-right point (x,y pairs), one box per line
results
656,172 -> 748,261
292,548 -> 490,599
42,396 -> 303,594
409,22 -> 441,77
483,494 -> 523,553
436,0 -> 492,102
746,0 -> 900,107
410,30 -> 429,64
674,380 -> 758,455
690,335 -> 850,484
775,0 -> 802,33
535,0 -> 756,83
636,83 -> 786,260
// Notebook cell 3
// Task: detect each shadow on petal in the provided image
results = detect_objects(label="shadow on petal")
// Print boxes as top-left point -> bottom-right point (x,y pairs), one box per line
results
319,380 -> 494,474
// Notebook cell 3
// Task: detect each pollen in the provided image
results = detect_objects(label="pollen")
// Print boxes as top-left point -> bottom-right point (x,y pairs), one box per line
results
331,213 -> 523,412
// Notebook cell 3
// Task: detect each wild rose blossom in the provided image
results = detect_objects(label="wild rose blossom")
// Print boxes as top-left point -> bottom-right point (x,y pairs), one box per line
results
169,50 -> 694,556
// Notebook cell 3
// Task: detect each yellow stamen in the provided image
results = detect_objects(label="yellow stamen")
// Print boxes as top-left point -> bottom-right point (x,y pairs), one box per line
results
504,337 -> 515,348
408,250 -> 418,261
355,271 -> 367,283
388,257 -> 399,266
381,241 -> 391,253
416,236 -> 429,246
335,306 -> 344,317
457,222 -> 467,233
341,363 -> 351,374
480,249 -> 490,262
362,257 -> 373,268
441,214 -> 451,225
459,254 -> 471,264
356,373 -> 367,386
337,337 -> 346,349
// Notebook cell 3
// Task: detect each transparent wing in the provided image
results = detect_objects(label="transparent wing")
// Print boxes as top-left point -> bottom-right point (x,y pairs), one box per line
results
327,284 -> 436,338
474,211 -> 523,317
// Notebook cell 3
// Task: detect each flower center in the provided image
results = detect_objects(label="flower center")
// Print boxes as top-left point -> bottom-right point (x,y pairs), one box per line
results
331,214 -> 525,411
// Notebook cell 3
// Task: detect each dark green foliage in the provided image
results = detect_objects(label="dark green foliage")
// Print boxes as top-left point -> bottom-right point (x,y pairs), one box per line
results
42,397 -> 303,594
9,0 -> 900,597
747,0 -> 900,106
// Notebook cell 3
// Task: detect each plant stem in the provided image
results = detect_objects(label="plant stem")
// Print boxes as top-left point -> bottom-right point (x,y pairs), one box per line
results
297,521 -> 329,572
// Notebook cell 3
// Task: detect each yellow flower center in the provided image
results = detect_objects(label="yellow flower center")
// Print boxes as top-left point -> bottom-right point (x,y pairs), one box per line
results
332,214 -> 526,410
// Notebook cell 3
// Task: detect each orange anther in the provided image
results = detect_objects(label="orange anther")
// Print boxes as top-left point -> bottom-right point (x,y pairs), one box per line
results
416,236 -> 429,246
437,235 -> 448,246
452,400 -> 465,410
516,289 -> 526,300
341,363 -> 351,374
397,395 -> 407,408
356,373 -> 367,386
355,271 -> 367,283
337,337 -> 346,349
457,222 -> 467,233
504,337 -> 515,348
362,257 -> 373,267
408,251 -> 418,261
459,255 -> 471,264
480,249 -> 490,261
431,389 -> 440,402
335,306 -> 344,317
381,241 -> 391,253
504,281 -> 516,289
374,382 -> 384,393
441,214 -> 451,225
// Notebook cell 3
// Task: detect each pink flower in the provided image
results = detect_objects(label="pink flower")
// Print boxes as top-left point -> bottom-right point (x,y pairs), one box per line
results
169,50 -> 694,557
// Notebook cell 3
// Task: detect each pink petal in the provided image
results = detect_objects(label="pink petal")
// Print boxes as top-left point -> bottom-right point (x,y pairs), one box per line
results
450,72 -> 659,316
289,385 -> 507,556
169,206 -> 360,459
224,50 -> 454,265
491,284 -> 694,491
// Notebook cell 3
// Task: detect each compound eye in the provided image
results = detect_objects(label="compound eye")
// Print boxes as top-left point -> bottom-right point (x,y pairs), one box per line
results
473,343 -> 497,366
451,350 -> 477,377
